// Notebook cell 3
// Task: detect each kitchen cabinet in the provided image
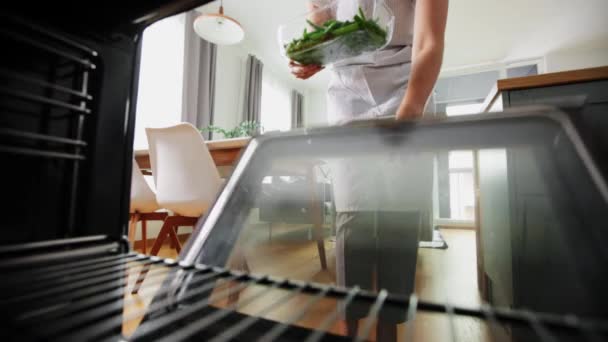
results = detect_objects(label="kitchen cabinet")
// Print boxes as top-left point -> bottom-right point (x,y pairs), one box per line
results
485,67 -> 608,167
478,66 -> 608,317
505,79 -> 608,166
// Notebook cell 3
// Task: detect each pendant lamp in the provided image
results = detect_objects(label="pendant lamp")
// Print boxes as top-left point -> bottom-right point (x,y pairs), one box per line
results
193,0 -> 244,45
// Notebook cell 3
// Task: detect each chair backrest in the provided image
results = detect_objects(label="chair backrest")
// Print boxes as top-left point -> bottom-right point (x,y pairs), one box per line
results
146,123 -> 222,217
130,160 -> 160,213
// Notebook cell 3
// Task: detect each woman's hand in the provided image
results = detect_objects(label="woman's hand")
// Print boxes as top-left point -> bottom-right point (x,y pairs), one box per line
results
289,61 -> 324,80
396,103 -> 424,121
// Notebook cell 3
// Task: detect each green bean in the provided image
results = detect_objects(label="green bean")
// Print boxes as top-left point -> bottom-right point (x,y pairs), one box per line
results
323,19 -> 337,27
306,20 -> 324,31
332,22 -> 360,36
358,7 -> 366,21
323,21 -> 339,34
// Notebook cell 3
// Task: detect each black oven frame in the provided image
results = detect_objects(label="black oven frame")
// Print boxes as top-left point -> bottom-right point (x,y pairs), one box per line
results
0,0 -> 214,245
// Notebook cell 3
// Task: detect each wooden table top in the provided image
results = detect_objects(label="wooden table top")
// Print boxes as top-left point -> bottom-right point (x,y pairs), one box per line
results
135,137 -> 250,170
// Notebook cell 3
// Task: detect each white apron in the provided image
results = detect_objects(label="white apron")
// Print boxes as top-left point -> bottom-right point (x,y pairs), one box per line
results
325,0 -> 435,290
327,0 -> 416,124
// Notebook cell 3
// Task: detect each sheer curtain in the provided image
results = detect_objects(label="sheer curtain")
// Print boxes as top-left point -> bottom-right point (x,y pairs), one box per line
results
182,11 -> 217,140
260,71 -> 291,133
291,90 -> 304,128
242,55 -> 263,125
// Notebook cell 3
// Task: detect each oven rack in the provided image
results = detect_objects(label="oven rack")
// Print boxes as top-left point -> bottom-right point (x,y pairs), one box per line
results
0,14 -> 96,161
1,236 -> 607,341
0,14 -> 99,240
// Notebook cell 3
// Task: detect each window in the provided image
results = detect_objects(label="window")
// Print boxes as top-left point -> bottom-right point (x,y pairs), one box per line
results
260,71 -> 291,133
434,70 -> 500,115
133,14 -> 185,150
446,102 -> 484,116
438,110 -> 477,221
433,59 -> 542,223
448,151 -> 475,220
507,64 -> 538,78
435,58 -> 543,116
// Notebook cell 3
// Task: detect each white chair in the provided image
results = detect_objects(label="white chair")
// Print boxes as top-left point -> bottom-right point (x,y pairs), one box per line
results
145,123 -> 223,256
129,160 -> 168,254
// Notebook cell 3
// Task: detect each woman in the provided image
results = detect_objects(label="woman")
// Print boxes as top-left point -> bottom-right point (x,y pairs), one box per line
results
290,1 -> 447,340
291,0 -> 448,122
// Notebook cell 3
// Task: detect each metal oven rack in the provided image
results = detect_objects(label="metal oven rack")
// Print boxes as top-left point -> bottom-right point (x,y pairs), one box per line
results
0,14 -> 97,241
1,237 -> 607,341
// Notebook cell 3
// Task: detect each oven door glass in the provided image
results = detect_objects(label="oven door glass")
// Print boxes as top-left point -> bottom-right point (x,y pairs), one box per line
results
182,108 -> 608,324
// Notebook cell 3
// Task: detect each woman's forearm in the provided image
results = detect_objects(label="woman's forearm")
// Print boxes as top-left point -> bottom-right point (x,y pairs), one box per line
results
396,0 -> 448,120
396,43 -> 444,119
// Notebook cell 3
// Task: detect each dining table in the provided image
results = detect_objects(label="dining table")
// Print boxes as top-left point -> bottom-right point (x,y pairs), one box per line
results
134,137 -> 251,175
133,135 -> 328,270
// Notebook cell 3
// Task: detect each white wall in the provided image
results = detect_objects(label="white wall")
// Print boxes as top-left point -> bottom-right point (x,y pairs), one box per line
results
212,43 -> 319,136
545,46 -> 608,73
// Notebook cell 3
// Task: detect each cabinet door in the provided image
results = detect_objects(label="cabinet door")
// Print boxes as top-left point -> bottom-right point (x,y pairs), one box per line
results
507,146 -> 606,316
574,102 -> 608,165
478,149 -> 513,308
504,81 -> 608,171
505,80 -> 608,106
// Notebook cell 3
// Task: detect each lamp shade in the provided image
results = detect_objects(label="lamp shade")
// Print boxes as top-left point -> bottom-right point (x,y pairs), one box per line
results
193,6 -> 244,45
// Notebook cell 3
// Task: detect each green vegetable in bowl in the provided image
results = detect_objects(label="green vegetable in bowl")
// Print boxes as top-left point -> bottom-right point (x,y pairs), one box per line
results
286,7 -> 388,66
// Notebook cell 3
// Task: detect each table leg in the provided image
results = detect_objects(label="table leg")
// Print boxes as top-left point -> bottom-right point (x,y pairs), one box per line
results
308,165 -> 327,270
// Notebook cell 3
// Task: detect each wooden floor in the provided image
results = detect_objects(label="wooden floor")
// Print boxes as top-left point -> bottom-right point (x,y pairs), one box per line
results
122,228 -> 493,341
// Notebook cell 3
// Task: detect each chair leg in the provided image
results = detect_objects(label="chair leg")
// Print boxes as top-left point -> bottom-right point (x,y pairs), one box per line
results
169,231 -> 175,248
132,216 -> 196,294
169,225 -> 181,253
141,220 -> 147,254
132,218 -> 174,294
317,238 -> 328,270
138,212 -> 168,254
314,208 -> 328,268
308,166 -> 327,270
128,213 -> 139,250
228,249 -> 249,305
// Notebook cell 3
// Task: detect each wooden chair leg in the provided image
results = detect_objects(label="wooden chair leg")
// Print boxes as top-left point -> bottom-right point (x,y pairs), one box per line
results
317,238 -> 327,270
169,225 -> 181,253
131,216 -> 196,294
308,166 -> 327,270
132,218 -> 173,294
169,226 -> 179,249
169,230 -> 175,249
128,213 -> 139,250
228,249 -> 249,305
141,219 -> 147,254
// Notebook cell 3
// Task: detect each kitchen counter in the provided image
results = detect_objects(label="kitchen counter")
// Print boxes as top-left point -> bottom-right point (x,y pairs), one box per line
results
483,66 -> 608,112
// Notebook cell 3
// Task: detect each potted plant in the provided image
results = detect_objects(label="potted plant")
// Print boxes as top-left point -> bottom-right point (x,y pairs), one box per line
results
199,121 -> 262,139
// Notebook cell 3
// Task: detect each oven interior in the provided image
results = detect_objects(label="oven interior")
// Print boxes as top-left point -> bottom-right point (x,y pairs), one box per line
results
1,1 -> 608,341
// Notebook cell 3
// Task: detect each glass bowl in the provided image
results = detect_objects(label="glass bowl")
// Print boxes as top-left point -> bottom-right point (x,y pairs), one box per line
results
278,0 -> 395,66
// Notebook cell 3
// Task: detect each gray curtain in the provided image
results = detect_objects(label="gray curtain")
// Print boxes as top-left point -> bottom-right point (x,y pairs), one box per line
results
242,54 -> 263,125
290,90 -> 304,128
182,11 -> 217,140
